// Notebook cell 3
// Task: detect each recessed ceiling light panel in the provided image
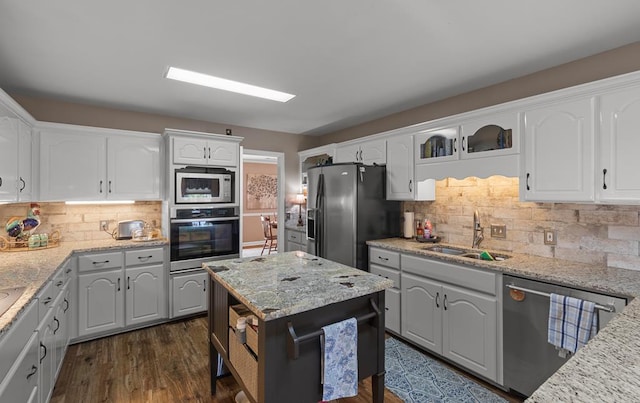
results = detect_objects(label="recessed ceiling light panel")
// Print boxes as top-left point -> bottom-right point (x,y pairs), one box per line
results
165,67 -> 295,103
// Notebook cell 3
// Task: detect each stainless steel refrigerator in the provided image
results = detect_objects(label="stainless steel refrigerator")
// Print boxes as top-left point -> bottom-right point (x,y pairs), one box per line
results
306,163 -> 400,270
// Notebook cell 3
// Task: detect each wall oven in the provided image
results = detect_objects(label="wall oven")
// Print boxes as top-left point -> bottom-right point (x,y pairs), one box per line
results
175,167 -> 234,204
169,207 -> 240,272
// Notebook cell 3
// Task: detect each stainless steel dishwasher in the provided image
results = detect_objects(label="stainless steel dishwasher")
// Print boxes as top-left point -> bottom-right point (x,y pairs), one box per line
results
502,275 -> 627,397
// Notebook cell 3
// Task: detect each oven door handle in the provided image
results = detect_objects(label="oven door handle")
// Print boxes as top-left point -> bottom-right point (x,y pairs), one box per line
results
170,217 -> 240,223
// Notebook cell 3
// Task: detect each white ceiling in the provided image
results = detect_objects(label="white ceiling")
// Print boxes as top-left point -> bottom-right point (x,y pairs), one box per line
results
1,1 -> 640,136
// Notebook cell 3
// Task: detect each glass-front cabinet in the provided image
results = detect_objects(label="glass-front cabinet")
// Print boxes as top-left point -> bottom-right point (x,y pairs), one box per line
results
415,126 -> 459,164
415,112 -> 519,164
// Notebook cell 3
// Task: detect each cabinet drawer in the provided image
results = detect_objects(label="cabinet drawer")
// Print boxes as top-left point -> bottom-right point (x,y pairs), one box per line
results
402,254 -> 497,295
369,247 -> 400,269
125,247 -> 164,266
78,252 -> 123,272
370,264 -> 400,288
286,230 -> 306,245
36,280 -> 54,322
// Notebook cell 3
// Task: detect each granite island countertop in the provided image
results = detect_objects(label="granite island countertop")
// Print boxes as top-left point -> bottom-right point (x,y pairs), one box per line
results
0,238 -> 168,337
203,251 -> 392,321
367,237 -> 640,403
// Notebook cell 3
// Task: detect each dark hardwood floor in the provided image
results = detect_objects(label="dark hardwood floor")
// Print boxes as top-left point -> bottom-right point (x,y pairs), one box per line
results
51,316 -> 520,403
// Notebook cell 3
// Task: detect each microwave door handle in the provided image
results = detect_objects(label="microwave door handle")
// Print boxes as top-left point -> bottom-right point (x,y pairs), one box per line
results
170,217 -> 240,223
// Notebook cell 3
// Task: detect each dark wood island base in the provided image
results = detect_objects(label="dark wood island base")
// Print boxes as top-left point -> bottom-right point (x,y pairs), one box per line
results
206,263 -> 388,403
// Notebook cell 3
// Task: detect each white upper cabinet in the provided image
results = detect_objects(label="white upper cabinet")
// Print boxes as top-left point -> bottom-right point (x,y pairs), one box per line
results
0,117 -> 19,202
386,133 -> 435,201
107,135 -> 160,200
335,138 -> 386,165
39,124 -> 161,201
386,134 -> 414,200
173,136 -> 239,167
522,97 -> 595,202
460,112 -> 519,159
414,126 -> 460,164
599,85 -> 640,202
0,118 -> 34,203
40,129 -> 107,201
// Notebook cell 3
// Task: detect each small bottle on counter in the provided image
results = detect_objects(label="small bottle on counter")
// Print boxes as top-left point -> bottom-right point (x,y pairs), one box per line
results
416,221 -> 424,237
424,220 -> 432,239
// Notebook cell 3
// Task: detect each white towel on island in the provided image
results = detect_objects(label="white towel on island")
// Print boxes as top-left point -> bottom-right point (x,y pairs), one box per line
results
320,317 -> 358,401
548,293 -> 598,357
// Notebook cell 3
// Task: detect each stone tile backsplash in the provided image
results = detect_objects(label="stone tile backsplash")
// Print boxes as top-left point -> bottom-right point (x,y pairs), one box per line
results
0,201 -> 162,242
404,177 -> 640,271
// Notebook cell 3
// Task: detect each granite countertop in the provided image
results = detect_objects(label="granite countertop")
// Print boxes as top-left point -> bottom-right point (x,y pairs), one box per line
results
0,238 -> 168,337
368,237 -> 640,402
203,251 -> 392,321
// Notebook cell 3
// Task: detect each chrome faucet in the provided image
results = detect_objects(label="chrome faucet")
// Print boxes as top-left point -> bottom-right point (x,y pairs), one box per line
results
472,209 -> 484,248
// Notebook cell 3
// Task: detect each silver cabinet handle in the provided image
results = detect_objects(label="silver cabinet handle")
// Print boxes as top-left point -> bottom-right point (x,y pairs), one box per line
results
137,255 -> 153,261
377,256 -> 389,261
92,260 -> 110,265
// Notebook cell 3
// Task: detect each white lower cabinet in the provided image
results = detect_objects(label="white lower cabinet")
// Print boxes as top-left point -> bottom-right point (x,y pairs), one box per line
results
400,254 -> 499,382
37,306 -> 56,403
77,247 -> 167,339
171,271 -> 208,318
0,331 -> 39,403
369,247 -> 401,334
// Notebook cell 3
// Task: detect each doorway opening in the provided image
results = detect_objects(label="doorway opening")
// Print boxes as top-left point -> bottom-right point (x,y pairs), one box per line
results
240,149 -> 285,257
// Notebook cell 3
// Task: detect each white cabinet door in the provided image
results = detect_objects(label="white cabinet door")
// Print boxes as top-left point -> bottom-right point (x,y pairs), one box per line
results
207,139 -> 239,167
17,120 -> 33,202
522,98 -> 595,202
40,130 -> 107,201
0,332 -> 39,403
386,134 -> 414,200
173,136 -> 208,165
599,86 -> 640,202
335,139 -> 386,165
360,139 -> 386,165
442,285 -> 497,381
171,271 -> 208,318
414,126 -> 459,164
125,264 -> 167,326
0,117 -> 18,202
37,308 -> 56,403
335,143 -> 360,163
78,270 -> 124,337
401,272 -> 442,354
53,286 -> 70,378
107,135 -> 160,200
460,112 -> 518,159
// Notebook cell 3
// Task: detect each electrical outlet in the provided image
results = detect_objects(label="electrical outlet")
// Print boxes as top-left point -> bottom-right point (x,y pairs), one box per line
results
544,229 -> 557,245
490,224 -> 507,238
100,220 -> 109,231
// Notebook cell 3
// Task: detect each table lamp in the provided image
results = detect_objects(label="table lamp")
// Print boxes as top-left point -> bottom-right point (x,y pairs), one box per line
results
295,193 -> 306,226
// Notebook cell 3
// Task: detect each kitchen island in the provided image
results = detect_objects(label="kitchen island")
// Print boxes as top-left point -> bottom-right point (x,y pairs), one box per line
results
203,251 -> 392,403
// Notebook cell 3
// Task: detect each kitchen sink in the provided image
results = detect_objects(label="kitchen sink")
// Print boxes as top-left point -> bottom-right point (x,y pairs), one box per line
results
0,286 -> 26,317
423,245 -> 510,261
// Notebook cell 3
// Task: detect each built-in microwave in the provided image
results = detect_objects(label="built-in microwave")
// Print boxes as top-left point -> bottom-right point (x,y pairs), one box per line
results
175,167 -> 233,204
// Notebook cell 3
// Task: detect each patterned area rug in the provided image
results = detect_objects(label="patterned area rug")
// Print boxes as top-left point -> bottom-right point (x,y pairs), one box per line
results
385,337 -> 507,403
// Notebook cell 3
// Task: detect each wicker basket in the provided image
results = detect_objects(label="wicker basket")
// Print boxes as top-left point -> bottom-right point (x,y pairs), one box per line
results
229,304 -> 259,355
229,328 -> 258,400
0,230 -> 61,252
